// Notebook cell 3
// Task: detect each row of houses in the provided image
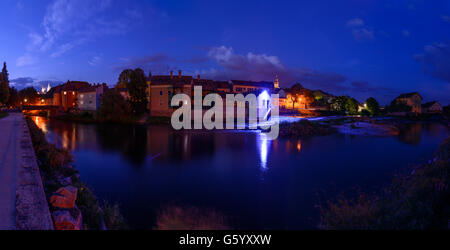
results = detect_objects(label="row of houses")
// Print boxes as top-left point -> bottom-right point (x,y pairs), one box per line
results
391,92 -> 443,115
148,70 -> 280,117
42,81 -> 107,111
38,71 -> 284,116
38,72 -> 444,117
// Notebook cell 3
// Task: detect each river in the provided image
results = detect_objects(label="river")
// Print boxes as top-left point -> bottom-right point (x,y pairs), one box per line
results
31,116 -> 449,229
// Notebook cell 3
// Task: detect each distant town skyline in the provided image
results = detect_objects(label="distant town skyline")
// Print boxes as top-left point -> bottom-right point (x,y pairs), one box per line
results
1,0 -> 450,105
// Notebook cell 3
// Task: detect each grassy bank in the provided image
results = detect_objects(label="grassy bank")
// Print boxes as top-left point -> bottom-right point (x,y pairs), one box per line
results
318,137 -> 450,230
26,117 -> 127,230
0,112 -> 8,119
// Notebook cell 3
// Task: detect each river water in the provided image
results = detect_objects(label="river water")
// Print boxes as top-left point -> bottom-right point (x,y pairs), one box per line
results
31,116 -> 449,229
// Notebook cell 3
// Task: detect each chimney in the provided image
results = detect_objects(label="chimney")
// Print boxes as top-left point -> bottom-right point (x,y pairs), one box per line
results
197,75 -> 200,80
170,70 -> 173,79
178,70 -> 182,78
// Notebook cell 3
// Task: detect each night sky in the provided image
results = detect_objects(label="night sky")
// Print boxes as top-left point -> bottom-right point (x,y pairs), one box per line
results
1,0 -> 449,105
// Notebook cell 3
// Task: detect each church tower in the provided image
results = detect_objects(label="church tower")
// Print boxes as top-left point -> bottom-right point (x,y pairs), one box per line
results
274,74 -> 280,89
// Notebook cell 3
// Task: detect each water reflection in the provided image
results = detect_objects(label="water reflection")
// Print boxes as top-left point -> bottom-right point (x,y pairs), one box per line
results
30,116 -> 449,229
398,123 -> 422,145
257,133 -> 271,171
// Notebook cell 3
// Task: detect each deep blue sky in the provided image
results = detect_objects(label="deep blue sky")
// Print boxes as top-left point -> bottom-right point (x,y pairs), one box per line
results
1,0 -> 449,105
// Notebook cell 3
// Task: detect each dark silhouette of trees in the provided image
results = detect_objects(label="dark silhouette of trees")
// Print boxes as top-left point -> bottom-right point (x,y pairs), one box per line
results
19,87 -> 39,105
365,97 -> 380,115
116,68 -> 148,114
0,62 -> 10,104
7,87 -> 20,107
97,89 -> 133,123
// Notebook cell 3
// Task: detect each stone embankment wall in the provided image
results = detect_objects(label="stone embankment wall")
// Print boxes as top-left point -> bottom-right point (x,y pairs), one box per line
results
15,115 -> 54,230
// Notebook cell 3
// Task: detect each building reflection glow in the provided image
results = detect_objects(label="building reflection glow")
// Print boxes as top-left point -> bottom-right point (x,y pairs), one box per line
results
257,133 -> 272,171
34,116 -> 47,133
296,140 -> 302,151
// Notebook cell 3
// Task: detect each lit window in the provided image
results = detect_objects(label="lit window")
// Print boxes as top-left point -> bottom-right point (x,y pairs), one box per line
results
72,91 -> 75,95
64,91 -> 67,95
80,94 -> 84,98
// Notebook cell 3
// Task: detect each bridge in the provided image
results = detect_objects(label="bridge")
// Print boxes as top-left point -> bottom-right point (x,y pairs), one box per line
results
21,105 -> 59,111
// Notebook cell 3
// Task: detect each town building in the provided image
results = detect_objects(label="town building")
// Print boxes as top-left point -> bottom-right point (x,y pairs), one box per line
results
421,101 -> 442,114
392,92 -> 423,114
147,70 -> 276,117
76,83 -> 107,111
42,81 -> 90,111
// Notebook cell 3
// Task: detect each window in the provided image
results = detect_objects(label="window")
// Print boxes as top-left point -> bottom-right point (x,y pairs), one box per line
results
160,91 -> 163,96
80,94 -> 84,98
63,91 -> 67,95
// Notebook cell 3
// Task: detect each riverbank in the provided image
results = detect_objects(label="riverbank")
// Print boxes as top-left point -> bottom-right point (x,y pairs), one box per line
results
25,117 -> 127,230
318,136 -> 450,229
0,112 -> 8,119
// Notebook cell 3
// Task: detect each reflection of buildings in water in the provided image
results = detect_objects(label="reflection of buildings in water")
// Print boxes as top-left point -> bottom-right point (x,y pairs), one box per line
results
33,116 -> 47,133
146,126 -> 196,163
422,123 -> 446,137
284,140 -> 301,153
398,123 -> 422,146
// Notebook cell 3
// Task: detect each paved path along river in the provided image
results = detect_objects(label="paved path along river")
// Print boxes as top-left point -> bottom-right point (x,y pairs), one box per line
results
0,113 -> 22,229
0,113 -> 53,230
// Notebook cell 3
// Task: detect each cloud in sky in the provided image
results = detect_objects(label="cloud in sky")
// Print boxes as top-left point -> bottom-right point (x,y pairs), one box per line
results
17,0 -> 142,66
346,18 -> 374,41
414,42 -> 450,83
346,18 -> 364,27
89,56 -> 102,66
200,46 -> 349,92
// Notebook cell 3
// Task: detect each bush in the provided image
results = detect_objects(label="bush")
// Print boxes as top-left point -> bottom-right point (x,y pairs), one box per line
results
360,109 -> 371,117
155,205 -> 230,230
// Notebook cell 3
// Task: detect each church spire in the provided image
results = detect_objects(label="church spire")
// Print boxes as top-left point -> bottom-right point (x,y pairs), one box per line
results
274,74 -> 280,89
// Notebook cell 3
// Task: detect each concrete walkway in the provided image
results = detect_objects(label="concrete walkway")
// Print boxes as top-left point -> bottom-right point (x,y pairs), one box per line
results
0,113 -> 21,229
0,113 -> 53,230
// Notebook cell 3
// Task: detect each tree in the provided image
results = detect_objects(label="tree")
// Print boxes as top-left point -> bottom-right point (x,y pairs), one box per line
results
97,89 -> 133,123
330,96 -> 348,113
116,68 -> 148,114
7,87 -> 20,108
345,97 -> 359,115
287,83 -> 315,109
19,87 -> 39,105
301,89 -> 316,108
0,62 -> 10,104
116,69 -> 133,89
365,97 -> 380,115
127,68 -> 148,114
